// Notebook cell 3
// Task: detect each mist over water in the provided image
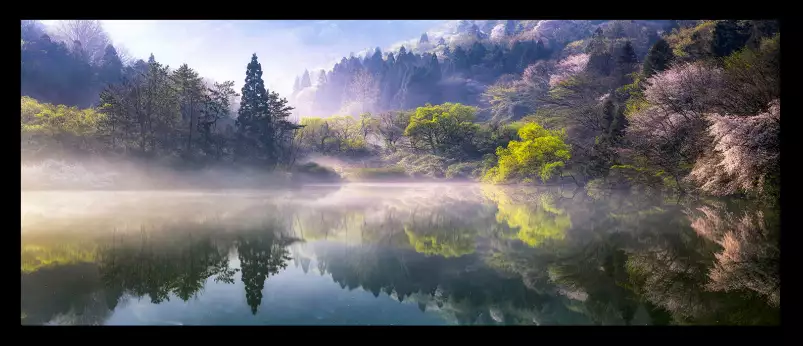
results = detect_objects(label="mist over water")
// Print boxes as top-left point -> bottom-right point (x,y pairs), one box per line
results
21,183 -> 779,325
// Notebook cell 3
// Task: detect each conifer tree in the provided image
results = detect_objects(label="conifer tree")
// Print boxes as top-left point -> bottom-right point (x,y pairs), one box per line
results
300,69 -> 311,89
236,53 -> 270,162
642,38 -> 674,78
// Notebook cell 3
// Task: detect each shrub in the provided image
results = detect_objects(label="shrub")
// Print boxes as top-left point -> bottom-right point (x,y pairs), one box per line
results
347,166 -> 409,181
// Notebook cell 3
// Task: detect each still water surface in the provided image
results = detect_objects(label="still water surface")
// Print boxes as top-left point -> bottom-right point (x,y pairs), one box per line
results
21,183 -> 780,325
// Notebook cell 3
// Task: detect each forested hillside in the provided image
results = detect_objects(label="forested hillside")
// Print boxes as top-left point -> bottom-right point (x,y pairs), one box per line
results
21,20 -> 780,203
21,20 -> 293,171
289,20 -> 671,119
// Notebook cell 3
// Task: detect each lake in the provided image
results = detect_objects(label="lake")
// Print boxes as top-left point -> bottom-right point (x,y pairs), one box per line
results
20,183 -> 780,325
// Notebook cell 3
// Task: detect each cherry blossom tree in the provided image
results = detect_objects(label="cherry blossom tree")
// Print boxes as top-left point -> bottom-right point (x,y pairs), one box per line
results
688,100 -> 779,196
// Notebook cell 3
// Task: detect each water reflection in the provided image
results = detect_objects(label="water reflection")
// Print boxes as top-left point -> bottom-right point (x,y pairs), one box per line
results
20,184 -> 779,325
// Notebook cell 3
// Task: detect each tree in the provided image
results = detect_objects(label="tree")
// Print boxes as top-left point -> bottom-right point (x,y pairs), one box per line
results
200,81 -> 239,158
625,62 -> 724,191
317,69 -> 327,86
172,64 -> 204,156
296,117 -> 334,153
348,69 -> 379,114
237,233 -> 292,315
419,33 -> 429,44
711,20 -> 751,58
292,76 -> 300,95
97,45 -> 124,87
53,20 -> 110,66
716,34 -> 779,116
483,122 -> 571,184
236,53 -> 271,162
642,38 -> 674,78
300,69 -> 312,89
375,111 -> 410,151
404,103 -> 478,157
688,100 -> 779,197
266,89 -> 299,164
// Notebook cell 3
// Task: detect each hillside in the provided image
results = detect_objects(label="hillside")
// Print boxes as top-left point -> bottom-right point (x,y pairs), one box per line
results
289,20 -> 672,120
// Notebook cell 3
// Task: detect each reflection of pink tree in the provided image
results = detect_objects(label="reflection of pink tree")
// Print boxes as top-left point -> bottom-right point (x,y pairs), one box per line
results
689,205 -> 779,307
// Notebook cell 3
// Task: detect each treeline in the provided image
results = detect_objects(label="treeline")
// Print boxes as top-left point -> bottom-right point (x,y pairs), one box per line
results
294,20 -> 780,202
294,40 -> 551,117
21,20 -> 132,108
22,47 -> 299,169
291,20 -> 674,118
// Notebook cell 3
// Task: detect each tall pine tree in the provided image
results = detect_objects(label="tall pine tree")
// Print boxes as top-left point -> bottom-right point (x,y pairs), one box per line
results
236,53 -> 270,163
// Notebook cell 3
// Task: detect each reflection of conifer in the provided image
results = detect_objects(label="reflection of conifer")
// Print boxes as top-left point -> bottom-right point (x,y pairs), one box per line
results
237,233 -> 294,315
300,257 -> 311,274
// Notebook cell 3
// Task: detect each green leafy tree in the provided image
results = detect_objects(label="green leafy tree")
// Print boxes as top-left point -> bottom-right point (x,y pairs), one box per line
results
483,122 -> 571,184
404,103 -> 478,157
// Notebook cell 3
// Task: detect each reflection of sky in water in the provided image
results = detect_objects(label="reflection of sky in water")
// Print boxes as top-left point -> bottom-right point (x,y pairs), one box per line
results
102,250 -> 450,326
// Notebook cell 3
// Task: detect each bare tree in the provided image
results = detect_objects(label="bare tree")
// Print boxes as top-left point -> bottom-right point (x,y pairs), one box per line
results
348,68 -> 379,114
376,111 -> 409,151
54,20 -> 110,65
115,45 -> 135,66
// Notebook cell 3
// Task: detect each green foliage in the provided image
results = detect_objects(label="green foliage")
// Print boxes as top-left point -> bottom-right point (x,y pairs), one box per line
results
482,186 -> 570,247
483,122 -> 571,184
404,226 -> 477,258
445,161 -> 484,180
719,34 -> 780,115
21,242 -> 97,273
296,115 -> 370,157
348,166 -> 408,181
665,20 -> 716,61
236,54 -> 297,165
292,162 -> 341,181
404,103 -> 479,158
21,96 -> 105,155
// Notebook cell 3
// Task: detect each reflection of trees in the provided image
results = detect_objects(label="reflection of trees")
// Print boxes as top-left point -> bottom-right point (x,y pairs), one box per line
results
21,234 -> 97,273
403,215 -> 478,258
689,204 -> 780,307
21,263 -> 110,325
624,203 -> 780,325
482,186 -> 571,247
311,242 -> 591,325
98,228 -> 239,307
237,230 -> 297,314
480,191 -> 780,325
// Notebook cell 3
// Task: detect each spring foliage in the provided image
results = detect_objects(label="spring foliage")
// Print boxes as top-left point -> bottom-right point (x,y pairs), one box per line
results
483,122 -> 571,184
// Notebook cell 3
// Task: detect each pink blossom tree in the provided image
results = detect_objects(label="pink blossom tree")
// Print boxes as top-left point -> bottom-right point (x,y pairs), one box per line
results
688,100 -> 780,196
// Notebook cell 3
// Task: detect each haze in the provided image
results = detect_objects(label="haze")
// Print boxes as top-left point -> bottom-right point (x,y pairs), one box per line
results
39,20 -> 446,96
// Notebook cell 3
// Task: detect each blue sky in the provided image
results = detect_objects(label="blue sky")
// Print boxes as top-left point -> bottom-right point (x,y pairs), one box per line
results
42,20 -> 447,97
